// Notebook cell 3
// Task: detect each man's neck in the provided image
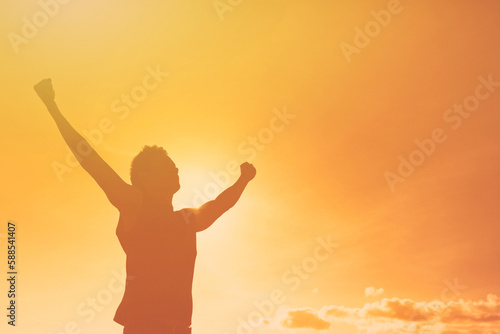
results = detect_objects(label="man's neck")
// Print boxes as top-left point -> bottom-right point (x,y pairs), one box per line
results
143,191 -> 174,211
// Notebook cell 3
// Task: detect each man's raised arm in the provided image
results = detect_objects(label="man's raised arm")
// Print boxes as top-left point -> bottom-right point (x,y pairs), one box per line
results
34,78 -> 140,209
189,162 -> 256,232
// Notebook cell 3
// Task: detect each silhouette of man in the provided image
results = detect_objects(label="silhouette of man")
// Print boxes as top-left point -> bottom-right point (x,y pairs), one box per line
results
34,78 -> 256,334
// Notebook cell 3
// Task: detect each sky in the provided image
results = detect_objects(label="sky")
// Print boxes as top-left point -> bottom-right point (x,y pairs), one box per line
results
1,1 -> 500,334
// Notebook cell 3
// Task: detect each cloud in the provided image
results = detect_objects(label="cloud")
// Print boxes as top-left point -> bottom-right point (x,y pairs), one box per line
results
281,308 -> 331,330
271,295 -> 500,333
366,287 -> 385,298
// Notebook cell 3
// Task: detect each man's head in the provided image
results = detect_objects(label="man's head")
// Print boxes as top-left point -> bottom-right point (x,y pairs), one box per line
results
130,145 -> 180,194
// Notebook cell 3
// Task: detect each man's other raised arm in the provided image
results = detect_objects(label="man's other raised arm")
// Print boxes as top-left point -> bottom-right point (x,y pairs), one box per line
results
34,78 -> 140,209
188,162 -> 256,232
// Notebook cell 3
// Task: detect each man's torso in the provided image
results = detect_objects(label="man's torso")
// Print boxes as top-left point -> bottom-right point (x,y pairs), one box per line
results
114,206 -> 197,326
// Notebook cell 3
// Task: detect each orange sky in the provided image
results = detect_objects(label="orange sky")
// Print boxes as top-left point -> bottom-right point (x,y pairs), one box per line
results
2,1 -> 500,334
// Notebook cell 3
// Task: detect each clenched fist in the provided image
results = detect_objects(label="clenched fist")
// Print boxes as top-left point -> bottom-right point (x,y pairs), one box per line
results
240,162 -> 256,183
34,78 -> 55,105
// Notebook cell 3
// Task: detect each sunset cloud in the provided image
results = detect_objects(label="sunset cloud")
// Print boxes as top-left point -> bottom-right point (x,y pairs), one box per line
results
281,308 -> 331,330
274,295 -> 500,333
365,287 -> 385,298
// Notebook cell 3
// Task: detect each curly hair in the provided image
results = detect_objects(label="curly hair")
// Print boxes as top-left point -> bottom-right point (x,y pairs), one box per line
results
130,145 -> 169,188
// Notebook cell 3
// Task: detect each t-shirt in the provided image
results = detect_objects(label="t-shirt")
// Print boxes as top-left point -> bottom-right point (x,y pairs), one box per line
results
114,207 -> 197,327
